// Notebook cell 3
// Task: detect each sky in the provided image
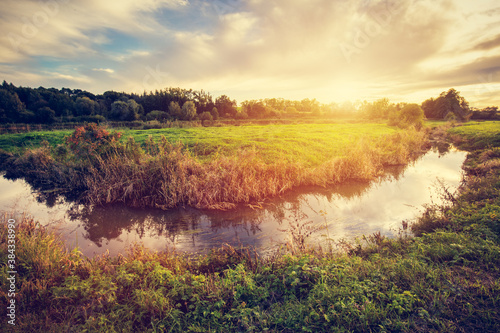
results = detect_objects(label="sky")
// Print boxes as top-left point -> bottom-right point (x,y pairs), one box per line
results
1,0 -> 500,107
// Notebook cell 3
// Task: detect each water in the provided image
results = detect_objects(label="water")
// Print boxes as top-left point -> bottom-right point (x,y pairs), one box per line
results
0,147 -> 467,257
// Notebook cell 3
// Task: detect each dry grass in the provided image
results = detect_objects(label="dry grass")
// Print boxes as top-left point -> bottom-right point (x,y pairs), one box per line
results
82,129 -> 427,210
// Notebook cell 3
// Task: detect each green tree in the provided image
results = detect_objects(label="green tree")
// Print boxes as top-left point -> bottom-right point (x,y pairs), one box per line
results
421,89 -> 471,121
168,101 -> 182,118
215,95 -> 237,118
181,101 -> 197,120
127,99 -> 143,119
199,111 -> 213,126
146,110 -> 169,121
389,103 -> 425,129
285,106 -> 298,115
0,89 -> 24,122
75,97 -> 98,116
35,107 -> 56,124
211,107 -> 219,120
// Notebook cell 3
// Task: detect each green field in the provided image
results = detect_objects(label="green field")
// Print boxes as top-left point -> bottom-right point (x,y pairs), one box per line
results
0,123 -> 398,167
448,121 -> 500,149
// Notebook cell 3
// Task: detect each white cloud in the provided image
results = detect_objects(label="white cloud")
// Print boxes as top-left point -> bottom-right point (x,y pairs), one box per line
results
92,68 -> 115,74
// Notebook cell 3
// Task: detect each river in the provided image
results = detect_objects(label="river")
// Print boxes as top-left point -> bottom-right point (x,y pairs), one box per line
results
0,146 -> 467,257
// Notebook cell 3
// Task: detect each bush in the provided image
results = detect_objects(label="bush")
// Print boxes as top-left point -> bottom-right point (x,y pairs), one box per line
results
142,120 -> 163,130
146,110 -> 169,121
389,104 -> 425,130
200,112 -> 213,126
65,123 -> 122,160
74,115 -> 106,123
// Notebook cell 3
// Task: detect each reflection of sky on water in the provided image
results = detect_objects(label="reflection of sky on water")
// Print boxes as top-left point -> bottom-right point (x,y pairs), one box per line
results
0,148 -> 467,257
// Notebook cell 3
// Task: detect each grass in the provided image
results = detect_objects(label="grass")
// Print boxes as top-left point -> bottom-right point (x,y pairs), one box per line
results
0,130 -> 72,154
448,121 -> 500,150
0,121 -> 499,332
1,123 -> 428,210
0,123 -> 397,166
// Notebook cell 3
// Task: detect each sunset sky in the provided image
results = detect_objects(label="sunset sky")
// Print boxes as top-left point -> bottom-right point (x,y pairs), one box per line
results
1,0 -> 500,107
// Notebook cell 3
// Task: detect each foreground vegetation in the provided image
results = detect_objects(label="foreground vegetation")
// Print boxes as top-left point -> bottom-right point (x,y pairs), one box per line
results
1,123 -> 427,210
0,122 -> 499,332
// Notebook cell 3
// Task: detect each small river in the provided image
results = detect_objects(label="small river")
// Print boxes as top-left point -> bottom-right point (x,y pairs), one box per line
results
0,147 -> 467,257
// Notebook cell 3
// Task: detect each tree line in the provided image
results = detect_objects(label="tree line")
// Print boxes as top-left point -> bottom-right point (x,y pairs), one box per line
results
0,82 -> 236,124
360,88 -> 498,123
0,81 -> 497,124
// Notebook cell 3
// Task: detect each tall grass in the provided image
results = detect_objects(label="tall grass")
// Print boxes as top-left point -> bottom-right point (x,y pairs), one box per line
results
2,124 -> 428,210
81,128 -> 427,210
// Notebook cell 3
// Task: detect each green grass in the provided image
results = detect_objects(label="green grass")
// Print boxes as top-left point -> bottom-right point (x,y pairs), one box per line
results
448,121 -> 500,149
0,130 -> 72,154
0,123 -> 397,167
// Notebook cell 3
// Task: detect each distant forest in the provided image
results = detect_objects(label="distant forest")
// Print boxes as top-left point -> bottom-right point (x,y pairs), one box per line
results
0,81 -> 497,124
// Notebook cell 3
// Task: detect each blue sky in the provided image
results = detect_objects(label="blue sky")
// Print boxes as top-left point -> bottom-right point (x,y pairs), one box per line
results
1,0 -> 500,107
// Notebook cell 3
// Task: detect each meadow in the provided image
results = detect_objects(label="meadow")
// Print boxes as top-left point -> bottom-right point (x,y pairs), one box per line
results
0,122 -> 427,210
1,122 -> 398,166
0,122 -> 499,332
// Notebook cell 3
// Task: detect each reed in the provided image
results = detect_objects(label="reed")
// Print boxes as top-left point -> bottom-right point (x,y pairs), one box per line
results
81,128 -> 427,210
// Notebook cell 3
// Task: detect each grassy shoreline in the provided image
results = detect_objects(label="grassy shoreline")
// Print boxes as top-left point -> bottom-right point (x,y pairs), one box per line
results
1,123 -> 428,210
0,122 -> 499,332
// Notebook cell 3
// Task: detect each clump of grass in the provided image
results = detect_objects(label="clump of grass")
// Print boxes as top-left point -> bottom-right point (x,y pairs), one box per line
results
278,219 -> 323,254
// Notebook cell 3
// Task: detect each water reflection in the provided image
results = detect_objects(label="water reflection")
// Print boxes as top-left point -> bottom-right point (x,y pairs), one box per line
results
0,147 -> 467,257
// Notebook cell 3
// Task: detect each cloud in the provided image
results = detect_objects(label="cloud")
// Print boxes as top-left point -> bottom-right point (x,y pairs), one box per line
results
92,68 -> 115,74
0,0 -> 185,62
472,34 -> 500,51
1,0 -> 500,107
143,0 -> 459,101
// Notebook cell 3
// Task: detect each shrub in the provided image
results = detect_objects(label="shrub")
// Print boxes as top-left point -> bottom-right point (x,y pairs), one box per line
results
389,104 -> 425,130
65,123 -> 122,160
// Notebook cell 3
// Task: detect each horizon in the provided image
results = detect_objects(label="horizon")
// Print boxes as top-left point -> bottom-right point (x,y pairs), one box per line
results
1,0 -> 500,107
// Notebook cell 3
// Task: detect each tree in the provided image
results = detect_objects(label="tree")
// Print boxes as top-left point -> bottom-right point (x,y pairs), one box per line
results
181,101 -> 197,120
199,111 -> 213,126
442,88 -> 471,121
109,100 -> 137,121
75,97 -> 98,116
421,89 -> 471,121
35,107 -> 56,124
127,99 -> 144,119
211,107 -> 219,120
215,95 -> 237,118
242,100 -> 267,118
389,103 -> 425,129
168,101 -> 182,118
360,98 -> 392,119
146,110 -> 169,121
0,89 -> 24,122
